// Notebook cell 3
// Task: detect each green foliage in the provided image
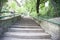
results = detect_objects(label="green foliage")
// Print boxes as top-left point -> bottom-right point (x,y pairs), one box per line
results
24,0 -> 37,17
0,0 -> 60,18
30,11 -> 37,17
0,0 -> 7,11
25,0 -> 36,12
0,0 -> 7,2
26,0 -> 60,18
39,1 -> 56,18
50,0 -> 60,17
8,1 -> 17,9
40,0 -> 48,4
2,0 -> 26,14
53,0 -> 60,3
1,4 -> 9,12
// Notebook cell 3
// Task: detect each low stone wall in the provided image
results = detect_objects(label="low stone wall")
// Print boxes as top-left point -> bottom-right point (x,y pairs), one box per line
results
0,15 -> 21,36
34,18 -> 60,40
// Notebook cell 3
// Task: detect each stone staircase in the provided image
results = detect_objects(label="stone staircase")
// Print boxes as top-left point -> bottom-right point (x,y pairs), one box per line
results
1,17 -> 52,40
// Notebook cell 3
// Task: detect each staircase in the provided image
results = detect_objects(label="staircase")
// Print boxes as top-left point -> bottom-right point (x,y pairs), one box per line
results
1,17 -> 52,40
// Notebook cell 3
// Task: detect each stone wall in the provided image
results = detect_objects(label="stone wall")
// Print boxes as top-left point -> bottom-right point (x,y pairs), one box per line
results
0,15 -> 21,36
34,18 -> 60,40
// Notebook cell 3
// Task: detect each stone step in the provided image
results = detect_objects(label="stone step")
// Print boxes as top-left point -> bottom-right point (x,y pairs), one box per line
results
15,23 -> 37,26
2,37 -> 51,40
14,22 -> 38,25
8,29 -> 44,32
0,17 -> 52,40
4,32 -> 51,39
10,25 -> 40,28
8,28 -> 43,30
8,28 -> 44,32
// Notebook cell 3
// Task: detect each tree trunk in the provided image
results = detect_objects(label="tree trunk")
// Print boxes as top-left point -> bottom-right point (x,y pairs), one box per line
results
36,0 -> 40,16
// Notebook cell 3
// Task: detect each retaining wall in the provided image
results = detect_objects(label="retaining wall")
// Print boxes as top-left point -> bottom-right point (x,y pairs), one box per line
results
34,18 -> 60,40
0,15 -> 21,36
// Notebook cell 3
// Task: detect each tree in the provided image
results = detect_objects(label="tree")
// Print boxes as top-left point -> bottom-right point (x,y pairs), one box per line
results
0,0 -> 7,16
50,0 -> 60,17
0,0 -> 7,12
36,0 -> 40,15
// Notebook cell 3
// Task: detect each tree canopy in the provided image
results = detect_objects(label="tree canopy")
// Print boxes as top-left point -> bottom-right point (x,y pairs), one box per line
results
0,0 -> 60,18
